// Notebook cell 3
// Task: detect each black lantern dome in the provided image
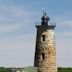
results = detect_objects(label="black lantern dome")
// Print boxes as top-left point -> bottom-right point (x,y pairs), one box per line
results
41,10 -> 50,26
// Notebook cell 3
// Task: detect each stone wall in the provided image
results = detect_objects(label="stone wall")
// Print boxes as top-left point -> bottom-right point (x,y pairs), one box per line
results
34,25 -> 57,72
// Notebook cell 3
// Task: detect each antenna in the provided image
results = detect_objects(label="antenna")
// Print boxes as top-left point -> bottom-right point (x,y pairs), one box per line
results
43,8 -> 46,15
42,8 -> 46,15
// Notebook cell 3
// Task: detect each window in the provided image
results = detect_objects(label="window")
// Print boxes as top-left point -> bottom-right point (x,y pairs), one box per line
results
42,35 -> 45,41
41,53 -> 45,61
42,53 -> 45,60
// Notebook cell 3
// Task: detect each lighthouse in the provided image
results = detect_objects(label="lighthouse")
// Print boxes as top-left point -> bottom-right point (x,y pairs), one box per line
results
34,10 -> 57,72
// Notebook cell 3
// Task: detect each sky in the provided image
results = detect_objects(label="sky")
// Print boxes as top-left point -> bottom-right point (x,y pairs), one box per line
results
0,0 -> 72,67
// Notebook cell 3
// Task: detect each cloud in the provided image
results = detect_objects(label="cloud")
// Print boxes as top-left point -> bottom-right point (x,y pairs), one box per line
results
0,24 -> 20,32
0,3 -> 32,33
0,3 -> 36,66
57,32 -> 72,38
56,38 -> 72,67
0,34 -> 36,67
63,21 -> 72,27
52,16 -> 72,67
0,4 -> 29,17
54,17 -> 72,38
51,16 -> 72,27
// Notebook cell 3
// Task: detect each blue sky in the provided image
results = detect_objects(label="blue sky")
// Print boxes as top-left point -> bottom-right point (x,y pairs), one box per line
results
0,0 -> 72,67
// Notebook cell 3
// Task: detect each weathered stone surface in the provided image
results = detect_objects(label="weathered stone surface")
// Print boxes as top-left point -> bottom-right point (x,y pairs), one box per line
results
34,25 -> 57,72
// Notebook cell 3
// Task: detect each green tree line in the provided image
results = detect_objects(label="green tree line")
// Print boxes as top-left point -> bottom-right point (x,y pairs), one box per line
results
58,67 -> 72,72
0,67 -> 8,72
0,67 -> 72,72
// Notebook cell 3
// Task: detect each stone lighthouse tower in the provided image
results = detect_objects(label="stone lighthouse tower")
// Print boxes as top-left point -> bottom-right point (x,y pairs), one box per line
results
34,10 -> 57,72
